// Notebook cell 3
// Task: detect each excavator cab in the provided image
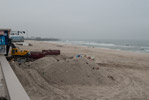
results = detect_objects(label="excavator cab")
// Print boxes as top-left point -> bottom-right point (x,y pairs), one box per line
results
11,48 -> 29,56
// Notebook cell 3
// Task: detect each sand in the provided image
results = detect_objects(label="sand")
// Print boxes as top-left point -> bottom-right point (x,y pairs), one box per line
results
10,40 -> 149,100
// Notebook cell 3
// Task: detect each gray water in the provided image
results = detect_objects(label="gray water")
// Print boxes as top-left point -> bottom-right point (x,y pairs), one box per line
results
60,39 -> 149,53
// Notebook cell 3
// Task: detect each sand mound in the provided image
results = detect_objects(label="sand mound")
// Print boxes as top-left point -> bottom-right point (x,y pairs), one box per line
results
30,56 -> 114,86
11,62 -> 71,100
10,55 -> 116,100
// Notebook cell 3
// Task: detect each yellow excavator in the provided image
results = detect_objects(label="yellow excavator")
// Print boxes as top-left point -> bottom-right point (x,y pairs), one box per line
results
11,48 -> 29,56
5,38 -> 30,62
10,42 -> 29,57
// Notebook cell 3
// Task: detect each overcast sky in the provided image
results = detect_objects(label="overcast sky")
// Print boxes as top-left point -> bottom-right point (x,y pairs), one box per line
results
0,0 -> 149,40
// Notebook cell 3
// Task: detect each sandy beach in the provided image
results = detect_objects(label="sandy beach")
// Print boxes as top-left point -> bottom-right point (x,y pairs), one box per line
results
10,40 -> 149,100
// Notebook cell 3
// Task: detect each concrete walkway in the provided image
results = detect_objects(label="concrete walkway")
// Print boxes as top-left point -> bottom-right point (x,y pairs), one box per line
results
0,63 -> 6,97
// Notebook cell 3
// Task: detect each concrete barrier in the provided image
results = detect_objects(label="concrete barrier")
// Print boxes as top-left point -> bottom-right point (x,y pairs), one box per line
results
0,55 -> 30,100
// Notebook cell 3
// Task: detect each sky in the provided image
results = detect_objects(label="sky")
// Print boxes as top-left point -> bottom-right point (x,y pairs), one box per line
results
0,0 -> 149,40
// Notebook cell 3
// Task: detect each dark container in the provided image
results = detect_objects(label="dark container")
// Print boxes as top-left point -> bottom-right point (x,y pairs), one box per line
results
30,52 -> 45,59
42,50 -> 60,55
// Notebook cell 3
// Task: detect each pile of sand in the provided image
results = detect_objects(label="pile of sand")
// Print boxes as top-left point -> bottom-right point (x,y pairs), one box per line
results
30,56 -> 114,86
11,60 -> 70,100
10,55 -> 116,100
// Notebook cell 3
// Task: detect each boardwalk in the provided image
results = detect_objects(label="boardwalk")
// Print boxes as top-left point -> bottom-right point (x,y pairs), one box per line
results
0,63 -> 6,97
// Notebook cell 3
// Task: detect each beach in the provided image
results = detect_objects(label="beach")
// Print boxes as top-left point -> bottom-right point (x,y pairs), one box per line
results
10,40 -> 149,100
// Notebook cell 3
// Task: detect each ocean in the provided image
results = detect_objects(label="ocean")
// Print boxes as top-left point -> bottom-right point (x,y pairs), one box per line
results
48,39 -> 149,53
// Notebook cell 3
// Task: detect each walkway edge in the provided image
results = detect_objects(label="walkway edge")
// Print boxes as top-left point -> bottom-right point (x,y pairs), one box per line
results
0,55 -> 30,100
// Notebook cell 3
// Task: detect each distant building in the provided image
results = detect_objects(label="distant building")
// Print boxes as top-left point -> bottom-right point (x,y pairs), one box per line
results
10,36 -> 24,42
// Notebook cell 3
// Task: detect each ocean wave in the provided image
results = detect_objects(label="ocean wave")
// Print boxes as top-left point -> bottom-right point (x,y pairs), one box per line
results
64,40 -> 116,47
47,40 -> 149,53
63,40 -> 135,48
145,50 -> 149,52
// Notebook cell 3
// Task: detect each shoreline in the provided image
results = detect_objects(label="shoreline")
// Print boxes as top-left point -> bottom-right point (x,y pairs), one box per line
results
37,40 -> 149,55
42,40 -> 149,56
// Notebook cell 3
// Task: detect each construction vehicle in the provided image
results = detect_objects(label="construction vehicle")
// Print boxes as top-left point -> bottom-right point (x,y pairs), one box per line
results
9,43 -> 60,61
8,40 -> 60,61
10,42 -> 29,57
